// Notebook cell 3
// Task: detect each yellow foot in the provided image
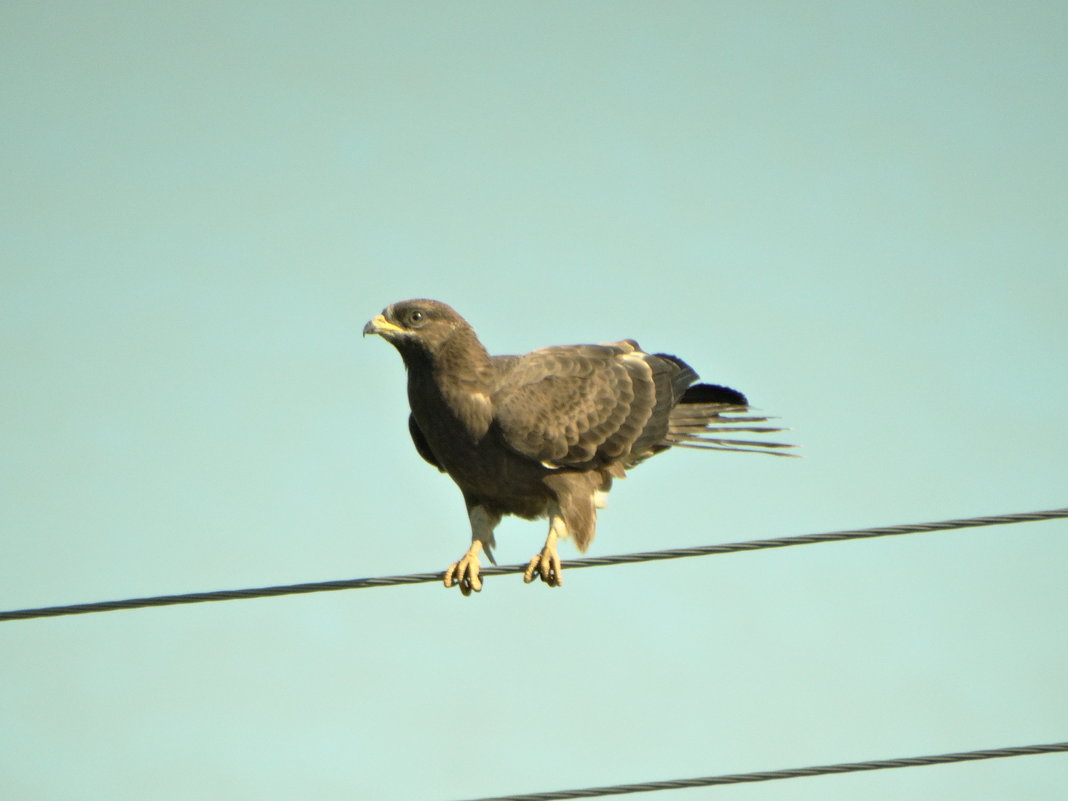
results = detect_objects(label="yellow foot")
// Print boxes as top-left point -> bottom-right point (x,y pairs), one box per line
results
523,535 -> 562,587
444,545 -> 483,596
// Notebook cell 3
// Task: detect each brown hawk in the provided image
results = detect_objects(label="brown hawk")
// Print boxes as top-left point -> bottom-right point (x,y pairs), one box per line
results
364,299 -> 792,595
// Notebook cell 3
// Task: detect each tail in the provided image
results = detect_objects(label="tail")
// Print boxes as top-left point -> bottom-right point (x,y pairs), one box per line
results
665,383 -> 797,457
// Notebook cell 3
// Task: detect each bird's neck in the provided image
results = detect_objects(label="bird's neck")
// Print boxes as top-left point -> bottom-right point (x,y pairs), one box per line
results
407,328 -> 494,441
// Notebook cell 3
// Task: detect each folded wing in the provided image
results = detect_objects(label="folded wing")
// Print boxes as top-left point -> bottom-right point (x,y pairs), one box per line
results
492,341 -> 697,468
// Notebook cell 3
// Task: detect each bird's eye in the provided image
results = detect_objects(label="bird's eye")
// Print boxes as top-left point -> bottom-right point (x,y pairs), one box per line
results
409,310 -> 425,325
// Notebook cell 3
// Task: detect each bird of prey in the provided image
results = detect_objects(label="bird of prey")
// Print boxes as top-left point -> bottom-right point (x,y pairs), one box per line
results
363,299 -> 792,595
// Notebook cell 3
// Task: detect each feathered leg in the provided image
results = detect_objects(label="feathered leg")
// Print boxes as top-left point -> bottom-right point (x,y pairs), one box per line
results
524,474 -> 602,588
524,513 -> 566,587
445,505 -> 499,596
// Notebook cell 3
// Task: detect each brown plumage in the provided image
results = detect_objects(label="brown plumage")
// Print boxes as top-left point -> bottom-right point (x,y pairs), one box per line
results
363,298 -> 792,594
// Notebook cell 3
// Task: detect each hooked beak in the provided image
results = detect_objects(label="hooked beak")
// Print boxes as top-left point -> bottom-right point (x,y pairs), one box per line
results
363,313 -> 405,337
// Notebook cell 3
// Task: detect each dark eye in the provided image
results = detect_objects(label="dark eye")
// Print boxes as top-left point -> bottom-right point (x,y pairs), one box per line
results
409,310 -> 424,325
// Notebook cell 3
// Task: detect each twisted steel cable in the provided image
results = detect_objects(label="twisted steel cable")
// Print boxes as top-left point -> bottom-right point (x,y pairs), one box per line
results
455,742 -> 1068,801
2,506 -> 1065,622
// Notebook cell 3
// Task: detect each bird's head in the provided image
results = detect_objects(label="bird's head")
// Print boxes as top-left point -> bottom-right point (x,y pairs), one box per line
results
363,299 -> 473,362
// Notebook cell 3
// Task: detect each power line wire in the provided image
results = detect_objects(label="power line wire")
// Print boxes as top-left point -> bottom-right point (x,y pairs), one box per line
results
2,506 -> 1065,622
454,741 -> 1068,801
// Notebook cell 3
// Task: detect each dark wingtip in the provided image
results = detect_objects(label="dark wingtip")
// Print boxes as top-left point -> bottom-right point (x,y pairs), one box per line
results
680,383 -> 748,407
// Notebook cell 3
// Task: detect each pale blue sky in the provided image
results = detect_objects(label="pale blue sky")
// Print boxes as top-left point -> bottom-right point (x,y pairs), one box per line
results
2,3 -> 1066,800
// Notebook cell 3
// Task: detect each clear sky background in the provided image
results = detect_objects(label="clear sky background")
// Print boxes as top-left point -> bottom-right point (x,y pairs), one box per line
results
2,2 -> 1066,800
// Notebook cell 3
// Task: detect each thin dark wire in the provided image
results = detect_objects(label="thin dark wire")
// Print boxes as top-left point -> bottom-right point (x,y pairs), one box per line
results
2,507 -> 1065,622
454,742 -> 1068,801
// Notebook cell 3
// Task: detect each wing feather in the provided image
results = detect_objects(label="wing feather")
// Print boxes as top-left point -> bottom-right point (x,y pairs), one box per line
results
492,344 -> 658,467
664,394 -> 797,456
408,414 -> 444,471
490,343 -> 795,468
